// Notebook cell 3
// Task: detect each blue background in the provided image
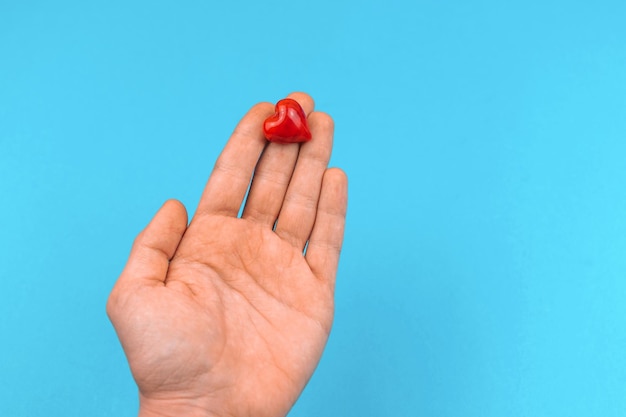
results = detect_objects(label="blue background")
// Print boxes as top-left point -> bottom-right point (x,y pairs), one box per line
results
1,0 -> 625,415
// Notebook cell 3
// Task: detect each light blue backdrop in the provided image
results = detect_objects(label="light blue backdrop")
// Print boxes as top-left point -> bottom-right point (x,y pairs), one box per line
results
1,0 -> 625,416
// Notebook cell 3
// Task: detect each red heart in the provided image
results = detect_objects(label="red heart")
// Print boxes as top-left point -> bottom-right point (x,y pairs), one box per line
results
263,98 -> 312,143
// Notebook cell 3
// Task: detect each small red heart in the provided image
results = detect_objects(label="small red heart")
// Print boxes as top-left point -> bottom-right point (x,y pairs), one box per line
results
263,98 -> 312,144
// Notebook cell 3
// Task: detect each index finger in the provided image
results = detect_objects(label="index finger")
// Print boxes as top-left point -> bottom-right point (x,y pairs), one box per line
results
194,102 -> 274,218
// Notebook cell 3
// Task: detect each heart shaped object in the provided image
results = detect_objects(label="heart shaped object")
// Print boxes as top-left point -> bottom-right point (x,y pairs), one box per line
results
263,98 -> 312,143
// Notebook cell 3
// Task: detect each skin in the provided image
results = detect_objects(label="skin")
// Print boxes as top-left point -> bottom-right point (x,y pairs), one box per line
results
106,92 -> 348,417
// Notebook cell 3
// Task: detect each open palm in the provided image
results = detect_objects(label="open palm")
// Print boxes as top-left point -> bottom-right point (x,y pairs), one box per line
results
107,93 -> 348,417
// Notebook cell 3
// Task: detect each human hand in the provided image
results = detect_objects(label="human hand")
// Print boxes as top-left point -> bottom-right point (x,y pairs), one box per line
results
106,92 -> 348,417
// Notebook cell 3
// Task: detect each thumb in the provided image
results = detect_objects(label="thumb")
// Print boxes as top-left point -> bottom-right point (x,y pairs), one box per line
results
118,199 -> 188,287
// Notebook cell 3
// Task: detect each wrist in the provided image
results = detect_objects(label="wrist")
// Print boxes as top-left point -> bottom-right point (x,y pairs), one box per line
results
138,396 -> 222,417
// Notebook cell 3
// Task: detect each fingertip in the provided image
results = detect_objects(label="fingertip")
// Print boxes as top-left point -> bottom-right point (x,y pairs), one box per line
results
326,167 -> 348,181
153,199 -> 189,248
231,101 -> 275,138
251,101 -> 275,113
309,111 -> 335,131
161,199 -> 189,227
132,199 -> 188,261
286,92 -> 315,115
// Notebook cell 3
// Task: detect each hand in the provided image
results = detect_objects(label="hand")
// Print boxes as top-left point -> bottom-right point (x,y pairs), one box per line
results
106,92 -> 348,417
